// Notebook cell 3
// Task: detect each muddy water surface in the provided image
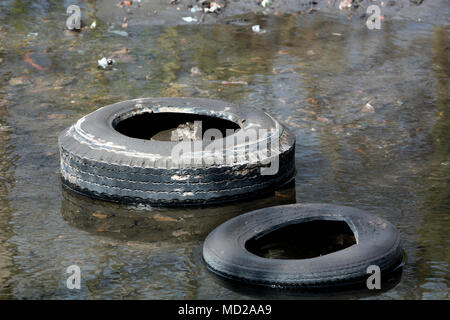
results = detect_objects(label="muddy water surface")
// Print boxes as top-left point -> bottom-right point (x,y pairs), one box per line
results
0,1 -> 448,299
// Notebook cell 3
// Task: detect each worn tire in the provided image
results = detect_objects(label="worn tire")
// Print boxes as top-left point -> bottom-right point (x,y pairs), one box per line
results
59,97 -> 295,206
203,203 -> 403,289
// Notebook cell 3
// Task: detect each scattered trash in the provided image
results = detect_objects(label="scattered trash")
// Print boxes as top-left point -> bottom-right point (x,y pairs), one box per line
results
90,21 -> 97,29
221,80 -> 248,85
190,67 -> 202,76
0,124 -> 12,132
92,212 -> 108,219
316,116 -> 329,123
190,5 -> 202,13
361,102 -> 375,113
172,230 -> 190,237
9,76 -> 30,86
97,57 -> 114,69
332,32 -> 343,36
307,49 -> 315,56
353,148 -> 367,156
252,25 -> 266,33
117,0 -> 133,7
182,17 -> 198,23
153,213 -> 178,222
339,0 -> 353,10
261,0 -> 271,8
108,48 -> 134,63
24,53 -> 48,71
27,32 -> 39,37
204,2 -> 222,13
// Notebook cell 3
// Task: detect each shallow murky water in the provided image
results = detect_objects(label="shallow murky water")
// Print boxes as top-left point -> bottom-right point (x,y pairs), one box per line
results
0,1 -> 448,299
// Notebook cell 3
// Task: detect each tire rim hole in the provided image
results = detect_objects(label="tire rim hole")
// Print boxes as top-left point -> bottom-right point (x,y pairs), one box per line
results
245,220 -> 356,260
113,112 -> 240,141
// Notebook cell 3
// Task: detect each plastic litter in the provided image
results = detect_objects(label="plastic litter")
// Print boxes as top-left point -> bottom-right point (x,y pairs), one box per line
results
97,57 -> 114,69
252,25 -> 266,33
261,0 -> 271,8
182,17 -> 198,23
204,2 -> 221,13
190,5 -> 202,13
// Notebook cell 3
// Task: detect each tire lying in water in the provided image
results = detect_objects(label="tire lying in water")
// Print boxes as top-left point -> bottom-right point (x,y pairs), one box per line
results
59,97 -> 295,206
203,203 -> 403,290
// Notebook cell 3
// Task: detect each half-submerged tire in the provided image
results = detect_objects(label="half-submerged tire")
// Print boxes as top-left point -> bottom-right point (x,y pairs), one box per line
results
203,203 -> 403,289
59,97 -> 295,206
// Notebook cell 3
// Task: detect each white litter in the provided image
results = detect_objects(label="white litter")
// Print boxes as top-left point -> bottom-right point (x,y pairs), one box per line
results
204,3 -> 221,13
90,21 -> 97,29
182,17 -> 198,23
339,0 -> 352,10
252,25 -> 266,33
190,5 -> 202,13
261,0 -> 271,8
97,57 -> 114,69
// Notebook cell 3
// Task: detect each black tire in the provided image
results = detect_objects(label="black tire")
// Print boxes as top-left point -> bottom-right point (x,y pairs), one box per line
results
59,97 -> 295,206
203,203 -> 403,289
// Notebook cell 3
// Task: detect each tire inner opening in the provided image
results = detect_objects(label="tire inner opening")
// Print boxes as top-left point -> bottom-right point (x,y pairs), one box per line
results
113,112 -> 240,141
245,220 -> 356,260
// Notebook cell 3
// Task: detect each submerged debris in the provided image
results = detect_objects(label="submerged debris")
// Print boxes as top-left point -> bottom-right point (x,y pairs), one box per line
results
24,53 -> 48,71
361,102 -> 376,113
190,67 -> 203,76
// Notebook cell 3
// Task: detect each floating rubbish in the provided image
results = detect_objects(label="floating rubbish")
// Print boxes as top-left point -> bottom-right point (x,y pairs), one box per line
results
90,21 -> 97,29
339,0 -> 353,10
0,123 -> 12,132
204,2 -> 222,13
261,0 -> 271,8
98,57 -> 114,69
190,5 -> 202,13
221,80 -> 248,85
190,67 -> 202,76
9,76 -> 30,86
252,25 -> 266,33
182,17 -> 198,23
24,52 -> 48,71
361,102 -> 375,113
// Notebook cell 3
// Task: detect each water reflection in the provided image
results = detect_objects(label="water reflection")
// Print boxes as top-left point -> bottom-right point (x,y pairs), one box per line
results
61,182 -> 296,243
208,266 -> 403,300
